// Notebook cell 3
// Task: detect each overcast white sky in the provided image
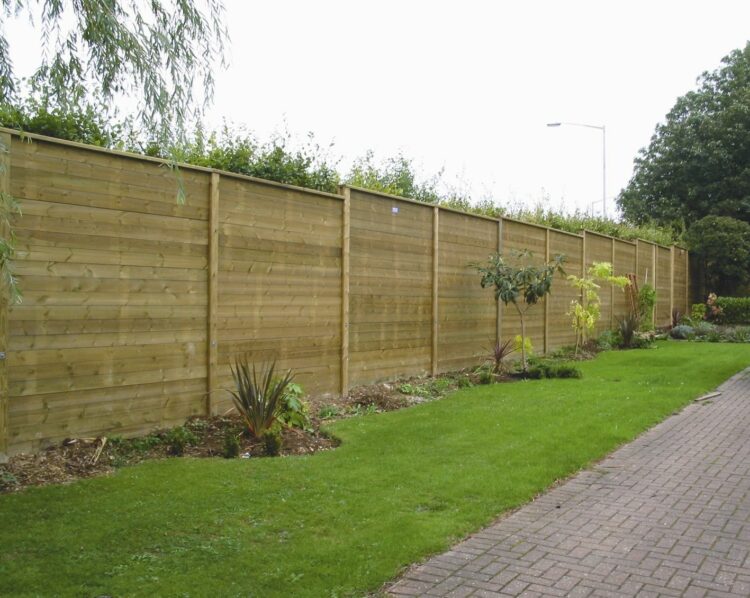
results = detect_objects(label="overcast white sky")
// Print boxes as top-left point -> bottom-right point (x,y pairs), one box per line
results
5,0 -> 750,217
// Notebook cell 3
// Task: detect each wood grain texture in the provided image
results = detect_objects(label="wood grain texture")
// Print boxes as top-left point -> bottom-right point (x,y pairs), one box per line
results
7,138 -> 210,453
340,187 -> 351,395
348,189 -> 431,386
216,177 -> 342,411
0,133 -> 9,460
657,246 -> 672,327
207,173 -> 220,414
437,210 -> 496,372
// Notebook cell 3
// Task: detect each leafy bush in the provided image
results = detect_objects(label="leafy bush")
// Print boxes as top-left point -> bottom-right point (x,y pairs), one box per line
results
725,326 -> 750,343
164,426 -> 197,456
223,432 -> 241,459
457,377 -> 473,389
637,284 -> 657,329
712,296 -> 750,324
567,262 -> 630,353
262,431 -> 282,456
685,216 -> 750,296
670,325 -> 695,340
596,329 -> 621,350
276,383 -> 311,431
693,321 -> 718,338
690,303 -> 707,323
228,358 -> 294,439
478,370 -> 494,385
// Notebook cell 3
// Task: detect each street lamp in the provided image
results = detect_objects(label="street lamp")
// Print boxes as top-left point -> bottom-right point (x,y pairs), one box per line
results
547,122 -> 607,218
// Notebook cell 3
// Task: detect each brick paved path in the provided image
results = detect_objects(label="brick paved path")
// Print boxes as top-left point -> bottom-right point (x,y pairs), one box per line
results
389,368 -> 750,597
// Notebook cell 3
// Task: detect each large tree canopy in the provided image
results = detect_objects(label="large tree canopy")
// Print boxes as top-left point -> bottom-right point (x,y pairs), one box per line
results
0,0 -> 227,140
684,215 -> 750,296
618,43 -> 750,229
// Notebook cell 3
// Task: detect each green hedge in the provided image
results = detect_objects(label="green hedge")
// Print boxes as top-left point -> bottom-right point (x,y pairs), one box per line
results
715,296 -> 750,324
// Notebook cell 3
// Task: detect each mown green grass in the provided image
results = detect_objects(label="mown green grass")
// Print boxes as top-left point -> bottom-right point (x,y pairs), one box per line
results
1,342 -> 748,597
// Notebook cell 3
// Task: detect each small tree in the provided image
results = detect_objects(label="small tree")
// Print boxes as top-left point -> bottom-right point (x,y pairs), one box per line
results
474,250 -> 565,372
567,262 -> 630,353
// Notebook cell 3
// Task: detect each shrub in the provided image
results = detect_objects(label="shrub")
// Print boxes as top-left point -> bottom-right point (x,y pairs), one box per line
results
262,431 -> 282,456
617,313 -> 640,348
487,339 -> 516,373
478,370 -> 494,385
223,432 -> 241,459
637,284 -> 656,329
457,377 -> 473,389
596,329 -> 621,351
670,325 -> 695,340
712,296 -> 750,325
690,303 -> 707,323
693,321 -> 718,338
164,426 -> 197,456
527,360 -> 582,379
725,326 -> 750,343
276,382 -> 311,432
566,262 -> 629,353
229,358 -> 294,439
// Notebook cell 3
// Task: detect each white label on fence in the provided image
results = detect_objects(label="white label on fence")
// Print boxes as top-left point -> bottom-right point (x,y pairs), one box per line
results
392,206 -> 399,214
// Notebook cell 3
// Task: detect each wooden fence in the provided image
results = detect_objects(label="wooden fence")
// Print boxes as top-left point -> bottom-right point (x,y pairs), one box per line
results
0,129 -> 690,457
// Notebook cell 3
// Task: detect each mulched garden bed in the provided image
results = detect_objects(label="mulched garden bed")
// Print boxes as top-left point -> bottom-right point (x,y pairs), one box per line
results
0,414 -> 338,494
0,353 -> 593,495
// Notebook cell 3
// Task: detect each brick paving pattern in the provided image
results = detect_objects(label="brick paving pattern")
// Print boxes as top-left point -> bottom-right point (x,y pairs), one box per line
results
389,368 -> 750,597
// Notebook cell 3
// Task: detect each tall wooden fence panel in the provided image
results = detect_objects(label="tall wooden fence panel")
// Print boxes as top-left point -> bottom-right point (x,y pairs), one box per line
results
437,210 -> 497,373
347,189 -> 433,387
636,240 -> 654,288
656,246 -> 672,326
673,247 -> 689,317
7,136 -> 211,454
547,230 -> 581,350
0,129 -> 691,457
613,240 -> 637,324
583,232 -> 614,336
214,176 -> 343,412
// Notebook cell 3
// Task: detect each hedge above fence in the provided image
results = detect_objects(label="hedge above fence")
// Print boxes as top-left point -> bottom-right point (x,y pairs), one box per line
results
715,296 -> 750,324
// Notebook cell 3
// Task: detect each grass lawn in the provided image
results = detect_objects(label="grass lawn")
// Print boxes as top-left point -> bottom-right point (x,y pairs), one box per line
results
2,342 -> 749,597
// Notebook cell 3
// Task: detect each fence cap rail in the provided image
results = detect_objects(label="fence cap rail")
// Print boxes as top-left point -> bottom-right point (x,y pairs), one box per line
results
0,126 -> 346,201
342,184 -> 585,239
634,237 -> 675,251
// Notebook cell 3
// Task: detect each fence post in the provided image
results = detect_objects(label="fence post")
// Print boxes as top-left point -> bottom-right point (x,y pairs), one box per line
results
207,172 -> 220,415
610,237 -> 616,329
544,228 -> 550,354
0,132 -> 10,461
340,186 -> 351,396
652,243 -> 657,327
432,207 -> 439,376
496,218 -> 503,345
669,246 -> 675,322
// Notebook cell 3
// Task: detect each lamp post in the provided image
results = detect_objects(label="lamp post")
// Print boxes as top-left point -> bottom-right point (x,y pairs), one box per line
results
547,122 -> 607,218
